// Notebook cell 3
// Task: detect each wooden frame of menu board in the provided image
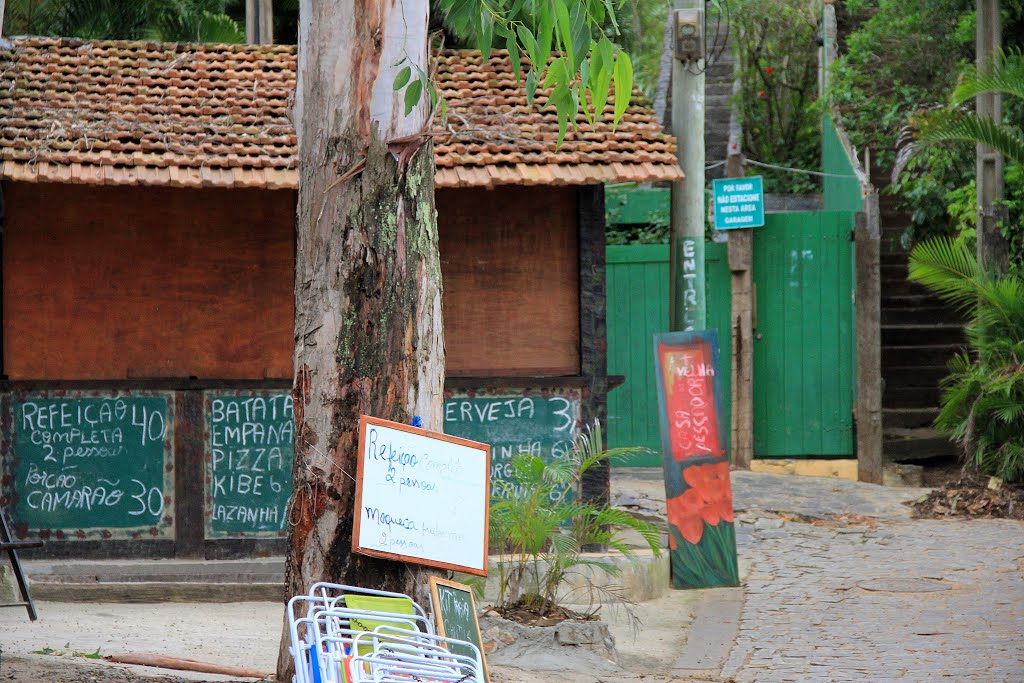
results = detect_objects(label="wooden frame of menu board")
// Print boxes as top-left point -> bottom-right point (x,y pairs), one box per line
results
352,415 -> 491,576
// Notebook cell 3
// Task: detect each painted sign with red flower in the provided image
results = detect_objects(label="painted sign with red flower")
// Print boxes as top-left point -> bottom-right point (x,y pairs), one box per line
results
654,330 -> 739,589
656,337 -> 724,461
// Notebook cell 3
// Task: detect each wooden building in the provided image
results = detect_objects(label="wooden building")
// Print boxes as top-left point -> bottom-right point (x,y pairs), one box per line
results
0,37 -> 682,558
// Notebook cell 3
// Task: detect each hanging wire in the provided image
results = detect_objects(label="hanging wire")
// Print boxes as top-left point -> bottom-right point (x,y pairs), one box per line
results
684,0 -> 731,75
744,158 -> 858,179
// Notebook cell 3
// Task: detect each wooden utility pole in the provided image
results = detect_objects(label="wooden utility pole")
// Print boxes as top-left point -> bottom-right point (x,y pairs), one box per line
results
669,0 -> 706,332
246,0 -> 274,44
726,72 -> 753,470
976,0 -> 1008,274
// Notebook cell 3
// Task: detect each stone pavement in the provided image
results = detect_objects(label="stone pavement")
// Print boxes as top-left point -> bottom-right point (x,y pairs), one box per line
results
722,472 -> 1024,682
0,470 -> 1019,683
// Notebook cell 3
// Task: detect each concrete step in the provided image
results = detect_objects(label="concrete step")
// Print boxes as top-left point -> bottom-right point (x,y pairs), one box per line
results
883,385 -> 942,409
880,250 -> 909,263
881,324 -> 964,346
24,558 -> 287,602
883,365 -> 950,387
880,278 -> 932,297
883,407 -> 940,429
883,428 -> 958,461
880,263 -> 909,279
881,293 -> 948,309
881,306 -> 964,325
883,344 -> 963,367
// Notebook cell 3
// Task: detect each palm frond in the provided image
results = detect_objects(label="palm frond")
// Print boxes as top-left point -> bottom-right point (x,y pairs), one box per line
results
950,48 -> 1024,105
908,237 -> 985,311
915,110 -> 1024,167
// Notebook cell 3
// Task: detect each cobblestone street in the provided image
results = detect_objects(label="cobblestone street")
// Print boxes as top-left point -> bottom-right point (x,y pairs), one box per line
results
720,473 -> 1024,682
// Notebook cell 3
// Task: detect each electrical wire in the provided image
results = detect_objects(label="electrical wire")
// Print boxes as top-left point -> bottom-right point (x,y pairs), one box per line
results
744,158 -> 857,179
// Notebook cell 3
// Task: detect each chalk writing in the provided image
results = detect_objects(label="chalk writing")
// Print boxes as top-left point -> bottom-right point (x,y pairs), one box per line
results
207,393 -> 293,536
430,578 -> 487,681
355,416 -> 489,575
12,395 -> 172,538
444,394 -> 579,501
657,338 -> 724,461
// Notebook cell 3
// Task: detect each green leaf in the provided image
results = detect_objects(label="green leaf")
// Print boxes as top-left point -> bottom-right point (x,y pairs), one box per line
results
537,6 -> 554,68
602,0 -> 619,34
404,77 -> 423,116
526,68 -> 540,107
551,82 -> 572,148
477,10 -> 494,58
590,36 -> 614,118
579,57 -> 593,125
553,0 -> 573,68
612,49 -> 633,128
517,25 -> 540,67
568,3 -> 589,72
507,33 -> 522,83
393,66 -> 411,91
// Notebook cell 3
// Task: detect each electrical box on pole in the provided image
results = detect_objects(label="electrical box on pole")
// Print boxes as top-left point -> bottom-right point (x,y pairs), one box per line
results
673,8 -> 705,63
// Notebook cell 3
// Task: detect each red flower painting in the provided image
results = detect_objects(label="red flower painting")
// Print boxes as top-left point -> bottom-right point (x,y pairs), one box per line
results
666,462 -> 735,546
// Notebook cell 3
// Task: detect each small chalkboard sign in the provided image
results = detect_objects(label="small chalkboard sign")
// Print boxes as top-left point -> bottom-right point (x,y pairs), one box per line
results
429,577 -> 489,682
8,393 -> 174,539
353,415 -> 490,576
205,392 -> 294,538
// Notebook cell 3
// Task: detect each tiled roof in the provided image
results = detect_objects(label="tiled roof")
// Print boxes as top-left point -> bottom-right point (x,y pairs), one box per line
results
0,37 -> 682,189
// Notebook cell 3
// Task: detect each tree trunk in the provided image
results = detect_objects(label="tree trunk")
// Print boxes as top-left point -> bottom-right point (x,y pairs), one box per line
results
277,0 -> 441,679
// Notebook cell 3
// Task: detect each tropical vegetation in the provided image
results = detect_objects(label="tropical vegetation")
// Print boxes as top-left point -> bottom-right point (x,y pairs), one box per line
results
488,421 -> 660,616
895,48 -> 1024,269
909,238 -> 1024,483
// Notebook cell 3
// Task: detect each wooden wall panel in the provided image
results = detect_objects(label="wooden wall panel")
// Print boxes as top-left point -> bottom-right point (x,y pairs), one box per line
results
3,183 -> 295,380
437,186 -> 580,376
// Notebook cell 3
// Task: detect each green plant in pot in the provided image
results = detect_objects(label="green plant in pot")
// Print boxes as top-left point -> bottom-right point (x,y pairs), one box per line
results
488,421 -> 661,619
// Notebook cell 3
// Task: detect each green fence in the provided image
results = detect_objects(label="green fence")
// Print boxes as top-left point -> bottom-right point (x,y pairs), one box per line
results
606,241 -> 732,465
606,212 -> 855,463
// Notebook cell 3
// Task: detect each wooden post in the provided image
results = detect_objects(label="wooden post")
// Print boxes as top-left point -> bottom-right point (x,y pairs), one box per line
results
246,0 -> 274,45
855,192 -> 883,484
726,72 -> 754,470
976,0 -> 1007,274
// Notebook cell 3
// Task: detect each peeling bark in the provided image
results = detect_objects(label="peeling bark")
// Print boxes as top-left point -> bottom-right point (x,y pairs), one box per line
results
278,1 -> 441,679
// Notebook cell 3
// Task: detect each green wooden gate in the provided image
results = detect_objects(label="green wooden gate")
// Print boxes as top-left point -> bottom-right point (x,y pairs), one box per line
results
606,211 -> 855,462
606,242 -> 732,465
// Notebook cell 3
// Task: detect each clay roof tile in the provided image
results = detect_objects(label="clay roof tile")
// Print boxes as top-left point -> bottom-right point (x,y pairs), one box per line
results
0,38 -> 682,189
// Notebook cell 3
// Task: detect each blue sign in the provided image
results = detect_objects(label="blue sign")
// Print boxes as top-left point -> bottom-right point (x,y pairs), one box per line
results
712,176 -> 765,230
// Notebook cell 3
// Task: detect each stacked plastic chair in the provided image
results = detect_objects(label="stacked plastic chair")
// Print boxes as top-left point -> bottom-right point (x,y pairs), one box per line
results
287,582 -> 486,683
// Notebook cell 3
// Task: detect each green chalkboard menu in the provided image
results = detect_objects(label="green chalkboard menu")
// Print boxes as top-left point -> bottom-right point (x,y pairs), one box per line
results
205,392 -> 293,537
8,393 -> 174,539
429,577 -> 489,681
443,390 -> 580,500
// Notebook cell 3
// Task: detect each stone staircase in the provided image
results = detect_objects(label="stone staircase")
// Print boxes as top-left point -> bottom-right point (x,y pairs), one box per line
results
877,188 -> 964,462
704,51 -> 735,180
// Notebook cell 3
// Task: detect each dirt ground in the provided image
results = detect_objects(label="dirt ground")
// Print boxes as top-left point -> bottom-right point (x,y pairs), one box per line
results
0,589 -> 701,683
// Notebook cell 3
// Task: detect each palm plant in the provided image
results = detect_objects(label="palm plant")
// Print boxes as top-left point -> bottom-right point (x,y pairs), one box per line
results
908,237 -> 1024,483
895,48 -> 1024,176
488,421 -> 661,616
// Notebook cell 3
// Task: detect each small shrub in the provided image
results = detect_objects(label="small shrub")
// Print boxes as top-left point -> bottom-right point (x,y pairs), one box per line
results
488,421 -> 661,616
